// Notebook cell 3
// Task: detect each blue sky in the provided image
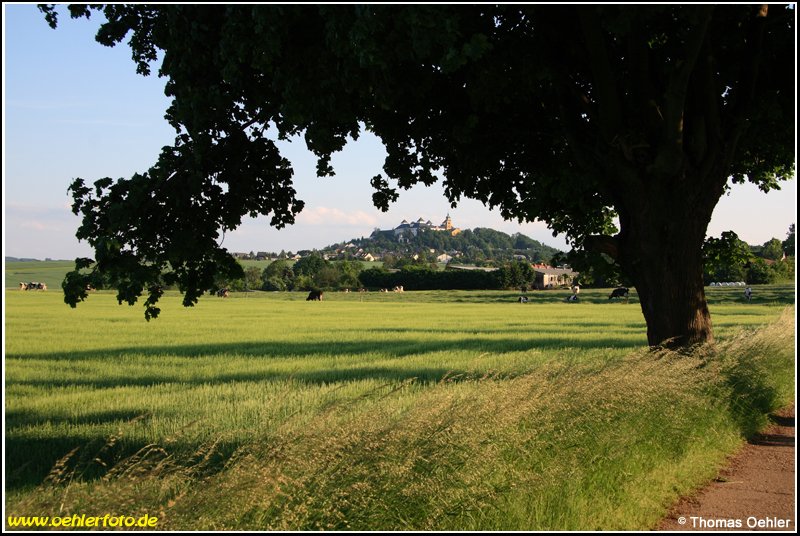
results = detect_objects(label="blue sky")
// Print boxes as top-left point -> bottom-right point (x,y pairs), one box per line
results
3,4 -> 796,260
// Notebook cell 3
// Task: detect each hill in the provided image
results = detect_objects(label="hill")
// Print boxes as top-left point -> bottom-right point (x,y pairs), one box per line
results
4,260 -> 76,290
321,227 -> 564,266
6,256 -> 56,262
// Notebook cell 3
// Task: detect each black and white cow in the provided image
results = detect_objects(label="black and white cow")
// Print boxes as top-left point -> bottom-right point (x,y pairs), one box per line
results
23,282 -> 47,291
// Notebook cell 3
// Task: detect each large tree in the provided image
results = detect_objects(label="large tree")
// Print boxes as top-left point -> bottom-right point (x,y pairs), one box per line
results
43,4 -> 795,346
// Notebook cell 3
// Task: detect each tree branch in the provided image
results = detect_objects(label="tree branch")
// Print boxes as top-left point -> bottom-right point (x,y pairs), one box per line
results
627,11 -> 662,140
723,4 -> 770,155
583,234 -> 620,260
577,8 -> 623,144
656,6 -> 714,177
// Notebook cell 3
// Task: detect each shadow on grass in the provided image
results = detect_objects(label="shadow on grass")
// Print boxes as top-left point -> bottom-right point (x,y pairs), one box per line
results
5,362 -> 518,490
367,324 -> 647,334
9,363 -> 466,392
4,362 -> 515,489
5,409 -> 152,429
8,334 -> 645,363
7,335 -> 646,390
2,310 -> 652,493
6,409 -> 157,490
5,429 -> 241,492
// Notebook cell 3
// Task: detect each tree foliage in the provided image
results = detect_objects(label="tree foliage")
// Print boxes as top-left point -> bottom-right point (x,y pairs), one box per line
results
261,260 -> 296,291
497,261 -> 536,290
782,224 -> 795,257
760,238 -> 785,261
703,231 -> 752,284
701,230 -> 794,285
43,4 -> 795,345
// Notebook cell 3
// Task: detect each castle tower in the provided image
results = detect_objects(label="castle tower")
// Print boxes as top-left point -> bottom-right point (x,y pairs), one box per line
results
442,213 -> 453,231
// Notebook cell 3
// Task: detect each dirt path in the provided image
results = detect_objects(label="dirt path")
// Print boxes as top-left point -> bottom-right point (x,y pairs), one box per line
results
659,406 -> 795,531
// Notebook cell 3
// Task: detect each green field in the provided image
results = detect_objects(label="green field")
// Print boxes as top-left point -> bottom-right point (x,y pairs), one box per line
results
4,260 -> 76,291
4,287 -> 795,530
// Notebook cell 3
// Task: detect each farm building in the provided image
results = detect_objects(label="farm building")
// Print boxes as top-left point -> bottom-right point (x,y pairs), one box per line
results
532,265 -> 578,289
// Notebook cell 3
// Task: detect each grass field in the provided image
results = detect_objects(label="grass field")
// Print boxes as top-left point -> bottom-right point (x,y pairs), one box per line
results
4,261 -> 76,291
4,286 -> 795,530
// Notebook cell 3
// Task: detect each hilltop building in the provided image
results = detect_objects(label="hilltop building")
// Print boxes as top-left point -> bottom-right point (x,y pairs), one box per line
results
372,214 -> 461,241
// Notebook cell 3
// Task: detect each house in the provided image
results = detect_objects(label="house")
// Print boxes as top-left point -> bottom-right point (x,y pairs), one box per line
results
531,264 -> 578,289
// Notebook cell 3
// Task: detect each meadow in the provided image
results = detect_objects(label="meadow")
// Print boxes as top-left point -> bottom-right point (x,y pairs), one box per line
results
4,260 -> 76,291
4,286 -> 795,530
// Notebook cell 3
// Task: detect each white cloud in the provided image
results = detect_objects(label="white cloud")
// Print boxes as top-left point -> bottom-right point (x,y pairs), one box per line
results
3,204 -> 89,259
296,206 -> 379,227
19,220 -> 63,232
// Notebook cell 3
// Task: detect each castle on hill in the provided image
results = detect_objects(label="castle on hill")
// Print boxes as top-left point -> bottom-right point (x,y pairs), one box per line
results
372,214 -> 461,241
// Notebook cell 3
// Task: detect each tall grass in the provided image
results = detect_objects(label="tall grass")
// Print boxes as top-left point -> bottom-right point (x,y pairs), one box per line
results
4,290 -> 794,530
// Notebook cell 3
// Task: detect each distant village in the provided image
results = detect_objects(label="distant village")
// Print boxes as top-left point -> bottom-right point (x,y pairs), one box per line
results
230,214 -> 579,289
232,214 -> 462,262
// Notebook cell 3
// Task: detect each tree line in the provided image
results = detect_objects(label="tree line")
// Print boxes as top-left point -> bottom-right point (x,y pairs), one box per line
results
220,223 -> 796,293
556,225 -> 795,289
219,257 -> 537,293
702,225 -> 794,285
72,224 -> 793,294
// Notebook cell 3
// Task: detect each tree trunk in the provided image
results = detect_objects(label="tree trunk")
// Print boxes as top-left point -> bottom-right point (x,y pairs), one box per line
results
618,195 -> 715,349
628,241 -> 713,348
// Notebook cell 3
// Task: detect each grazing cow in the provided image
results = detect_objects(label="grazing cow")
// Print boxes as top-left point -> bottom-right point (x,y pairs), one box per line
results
25,281 -> 47,291
609,287 -> 629,300
518,296 -> 528,303
216,288 -> 230,298
306,290 -> 323,301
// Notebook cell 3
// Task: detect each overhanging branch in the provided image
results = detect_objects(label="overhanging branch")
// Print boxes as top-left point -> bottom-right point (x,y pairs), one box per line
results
577,8 -> 623,144
583,235 -> 620,260
657,6 -> 714,176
